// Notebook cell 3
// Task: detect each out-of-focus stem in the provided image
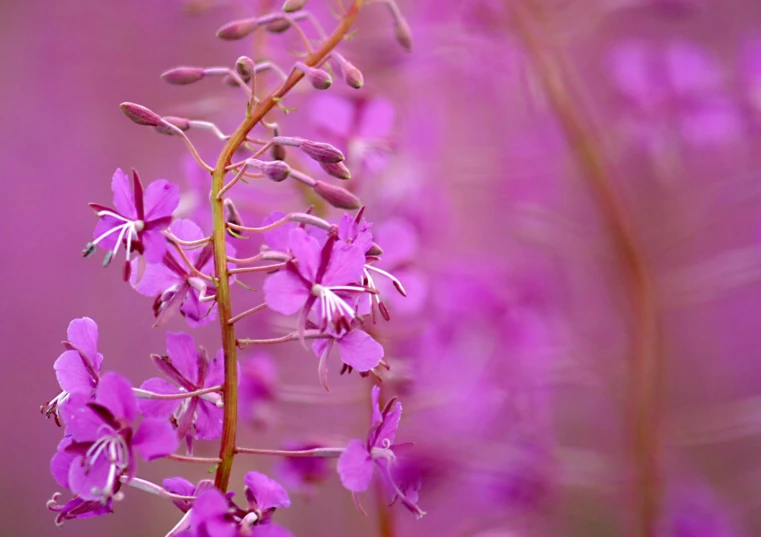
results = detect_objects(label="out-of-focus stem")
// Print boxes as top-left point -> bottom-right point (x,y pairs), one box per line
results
508,3 -> 662,537
211,0 -> 366,492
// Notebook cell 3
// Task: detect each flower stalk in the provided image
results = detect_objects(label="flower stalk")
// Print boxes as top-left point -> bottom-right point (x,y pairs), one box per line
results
210,0 -> 367,492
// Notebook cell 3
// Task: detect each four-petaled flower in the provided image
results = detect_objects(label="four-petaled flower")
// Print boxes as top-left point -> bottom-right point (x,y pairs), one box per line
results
55,373 -> 178,503
337,385 -> 425,518
139,332 -> 225,452
42,317 -> 103,426
263,227 -> 367,334
86,168 -> 179,279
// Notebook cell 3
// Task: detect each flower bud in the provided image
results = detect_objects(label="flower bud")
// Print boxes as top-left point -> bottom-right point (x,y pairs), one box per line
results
313,181 -> 361,210
394,17 -> 413,52
283,0 -> 308,12
265,18 -> 291,33
341,61 -> 364,89
236,56 -> 255,78
260,160 -> 291,182
154,116 -> 191,135
300,140 -> 345,163
217,18 -> 259,40
120,102 -> 162,127
160,66 -> 206,85
319,161 -> 351,180
306,67 -> 332,90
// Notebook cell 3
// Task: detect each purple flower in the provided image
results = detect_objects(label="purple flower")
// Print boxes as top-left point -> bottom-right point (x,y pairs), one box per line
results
132,218 -> 233,327
87,169 -> 179,278
312,326 -> 384,390
41,317 -> 103,426
337,386 -> 425,518
179,472 -> 292,537
263,227 -> 367,334
274,442 -> 331,498
57,373 -> 178,503
139,333 -> 224,452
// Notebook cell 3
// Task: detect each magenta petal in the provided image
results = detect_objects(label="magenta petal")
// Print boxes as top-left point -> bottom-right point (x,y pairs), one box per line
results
169,218 -> 205,244
607,40 -> 658,106
92,215 -> 124,251
143,179 -> 180,221
111,168 -> 138,219
251,524 -> 295,537
133,418 -> 178,460
337,330 -> 383,372
137,377 -> 181,418
55,350 -> 96,394
194,401 -> 223,440
61,394 -> 104,441
323,243 -> 366,285
51,437 -> 75,488
165,332 -> 200,384
664,39 -> 720,96
681,101 -> 742,146
263,271 -> 310,315
375,402 -> 402,447
68,454 -> 111,501
141,228 -> 168,264
243,471 -> 291,510
163,476 -> 195,496
180,289 -> 216,328
192,489 -> 236,537
132,262 -> 180,296
204,350 -> 225,388
66,317 -> 100,364
337,439 -> 374,492
288,227 -> 321,281
95,373 -> 137,423
262,211 -> 293,251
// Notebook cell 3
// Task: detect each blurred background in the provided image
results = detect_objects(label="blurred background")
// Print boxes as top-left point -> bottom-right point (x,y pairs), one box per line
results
3,0 -> 761,536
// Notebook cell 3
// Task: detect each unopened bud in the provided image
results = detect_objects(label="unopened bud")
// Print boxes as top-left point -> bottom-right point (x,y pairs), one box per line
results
394,17 -> 413,52
300,140 -> 345,163
341,61 -> 364,89
283,0 -> 308,12
217,18 -> 259,40
260,160 -> 291,182
161,66 -> 206,85
224,198 -> 242,225
265,18 -> 291,33
154,116 -> 191,135
306,67 -> 332,90
320,161 -> 351,180
313,181 -> 361,210
236,56 -> 255,78
120,102 -> 162,127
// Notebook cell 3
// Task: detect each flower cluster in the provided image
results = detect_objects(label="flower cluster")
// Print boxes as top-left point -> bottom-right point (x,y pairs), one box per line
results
41,1 -> 424,535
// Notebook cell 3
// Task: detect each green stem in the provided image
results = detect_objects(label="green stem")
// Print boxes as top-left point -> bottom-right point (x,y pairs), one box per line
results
211,0 -> 366,492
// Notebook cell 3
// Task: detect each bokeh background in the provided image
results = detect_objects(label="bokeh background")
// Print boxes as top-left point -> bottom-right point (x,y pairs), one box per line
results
4,0 -> 761,536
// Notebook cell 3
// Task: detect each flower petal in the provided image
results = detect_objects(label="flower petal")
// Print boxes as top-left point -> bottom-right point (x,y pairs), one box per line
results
194,401 -> 224,440
262,211 -> 294,251
61,393 -> 104,442
66,318 -> 100,364
55,350 -> 97,394
143,179 -> 180,221
68,454 -> 112,501
322,242 -> 366,286
111,168 -> 138,220
337,330 -> 383,372
288,227 -> 321,281
51,437 -> 76,488
263,271 -> 310,315
95,373 -> 137,423
132,261 -> 180,296
252,524 -> 295,537
165,332 -> 200,385
243,471 -> 291,510
337,439 -> 374,492
141,228 -> 168,264
133,418 -> 179,460
137,377 -> 181,419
